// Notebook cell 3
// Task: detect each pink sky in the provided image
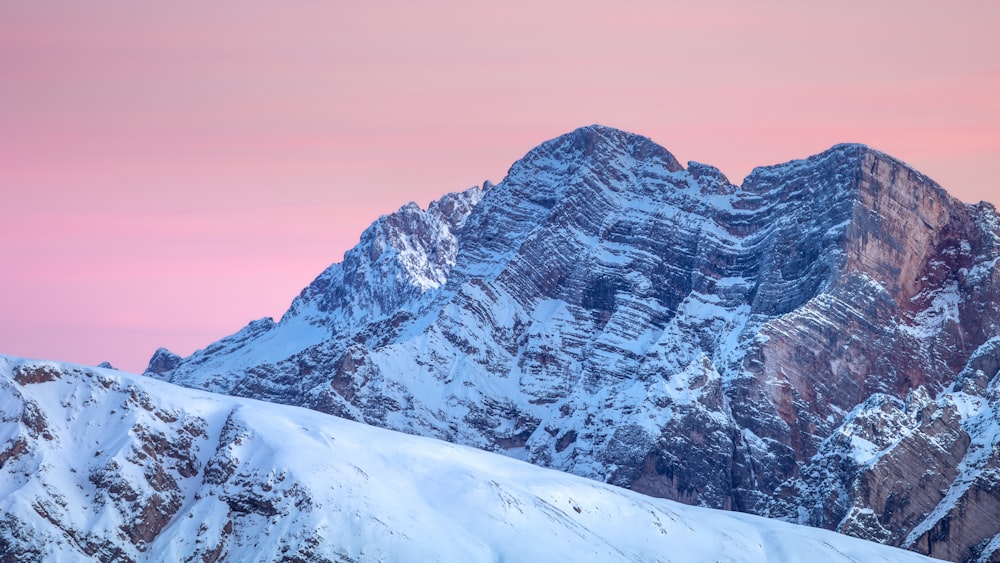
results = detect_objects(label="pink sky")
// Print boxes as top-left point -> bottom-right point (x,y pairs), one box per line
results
3,1 -> 998,373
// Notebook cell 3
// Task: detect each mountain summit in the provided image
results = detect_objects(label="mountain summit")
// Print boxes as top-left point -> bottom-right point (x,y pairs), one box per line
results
149,126 -> 1000,561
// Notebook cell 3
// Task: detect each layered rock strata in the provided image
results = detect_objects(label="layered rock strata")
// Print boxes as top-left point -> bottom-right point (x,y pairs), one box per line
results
149,126 -> 1000,561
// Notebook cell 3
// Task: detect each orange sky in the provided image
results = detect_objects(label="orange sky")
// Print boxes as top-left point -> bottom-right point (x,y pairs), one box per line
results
3,1 -> 998,372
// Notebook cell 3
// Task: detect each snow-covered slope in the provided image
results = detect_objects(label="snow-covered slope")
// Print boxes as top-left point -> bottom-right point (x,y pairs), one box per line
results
147,125 -> 1000,561
144,186 -> 484,393
0,355 -> 939,562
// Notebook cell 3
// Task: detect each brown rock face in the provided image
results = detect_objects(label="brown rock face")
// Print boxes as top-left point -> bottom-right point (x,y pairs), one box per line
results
911,475 -> 1000,563
738,149 -> 993,455
840,399 -> 970,544
769,340 -> 1000,562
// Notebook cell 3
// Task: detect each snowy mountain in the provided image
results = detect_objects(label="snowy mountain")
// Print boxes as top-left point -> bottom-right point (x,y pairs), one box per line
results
0,356 -> 941,562
147,125 -> 1000,561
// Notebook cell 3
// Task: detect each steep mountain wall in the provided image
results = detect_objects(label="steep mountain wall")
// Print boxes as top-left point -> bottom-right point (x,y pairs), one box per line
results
148,125 -> 1000,561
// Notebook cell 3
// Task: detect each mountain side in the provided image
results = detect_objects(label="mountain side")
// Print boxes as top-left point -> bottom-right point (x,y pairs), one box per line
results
148,125 -> 1000,561
0,356 -> 941,562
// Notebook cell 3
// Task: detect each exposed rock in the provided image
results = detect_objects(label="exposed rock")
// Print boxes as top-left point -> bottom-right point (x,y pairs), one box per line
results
12,364 -> 61,385
145,348 -> 182,375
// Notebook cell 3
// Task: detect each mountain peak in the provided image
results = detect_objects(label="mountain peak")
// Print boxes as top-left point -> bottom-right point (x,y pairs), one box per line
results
519,124 -> 683,174
144,127 -> 1000,562
145,347 -> 181,375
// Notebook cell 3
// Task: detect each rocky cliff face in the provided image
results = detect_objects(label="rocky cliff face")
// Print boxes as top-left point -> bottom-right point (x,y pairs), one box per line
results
149,125 -> 1000,561
768,337 -> 1000,562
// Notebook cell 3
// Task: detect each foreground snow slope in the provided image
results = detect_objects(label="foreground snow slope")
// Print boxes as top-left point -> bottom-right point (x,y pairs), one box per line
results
0,356 -> 938,562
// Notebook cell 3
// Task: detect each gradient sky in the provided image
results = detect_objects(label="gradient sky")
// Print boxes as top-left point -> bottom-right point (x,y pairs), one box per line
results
3,1 -> 998,373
